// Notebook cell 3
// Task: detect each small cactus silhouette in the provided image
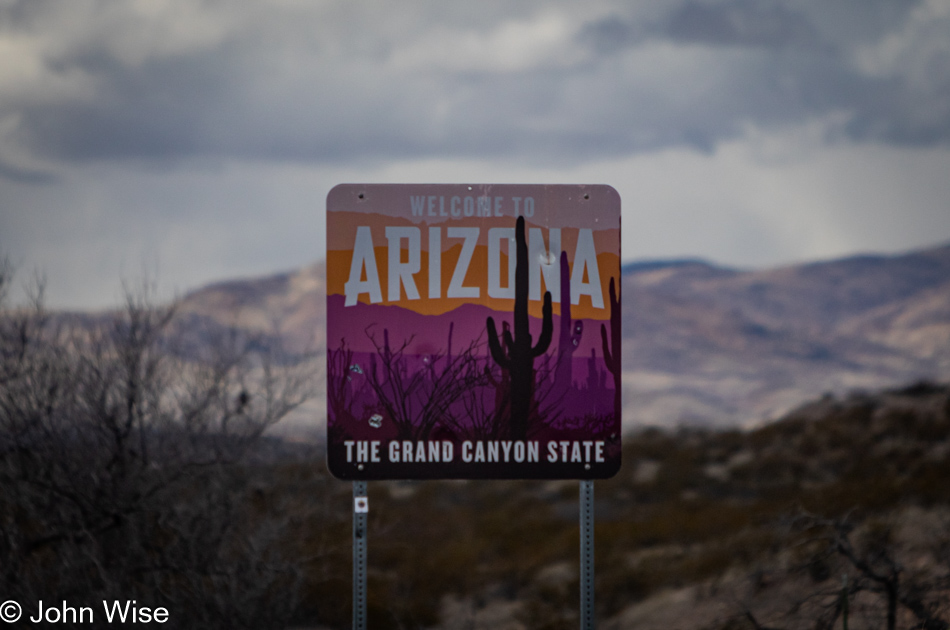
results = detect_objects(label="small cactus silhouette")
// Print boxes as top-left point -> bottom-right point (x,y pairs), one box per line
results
600,277 -> 621,420
586,347 -> 606,392
487,216 -> 553,439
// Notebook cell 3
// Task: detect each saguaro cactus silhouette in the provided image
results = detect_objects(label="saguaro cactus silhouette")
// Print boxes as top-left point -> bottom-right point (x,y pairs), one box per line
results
600,277 -> 621,420
554,250 -> 583,394
486,320 -> 511,426
487,216 -> 553,439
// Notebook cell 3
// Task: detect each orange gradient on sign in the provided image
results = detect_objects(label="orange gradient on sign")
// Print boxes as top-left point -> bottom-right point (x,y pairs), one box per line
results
327,212 -> 620,321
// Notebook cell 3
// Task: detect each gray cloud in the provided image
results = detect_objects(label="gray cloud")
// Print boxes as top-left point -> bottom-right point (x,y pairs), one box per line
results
1,0 -> 948,313
577,15 -> 645,55
1,0 -> 948,176
664,0 -> 822,49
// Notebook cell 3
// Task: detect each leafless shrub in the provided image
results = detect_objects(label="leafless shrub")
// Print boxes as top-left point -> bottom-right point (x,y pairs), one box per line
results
733,510 -> 950,630
0,263 -> 316,629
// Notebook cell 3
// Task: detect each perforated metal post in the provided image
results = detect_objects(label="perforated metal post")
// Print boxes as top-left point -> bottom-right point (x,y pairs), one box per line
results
353,481 -> 368,630
580,480 -> 595,630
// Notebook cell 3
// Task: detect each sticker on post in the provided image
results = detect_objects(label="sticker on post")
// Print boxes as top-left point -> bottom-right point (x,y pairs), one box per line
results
354,496 -> 369,513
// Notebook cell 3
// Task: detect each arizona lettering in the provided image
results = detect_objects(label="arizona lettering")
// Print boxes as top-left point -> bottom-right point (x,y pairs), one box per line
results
343,226 -> 603,308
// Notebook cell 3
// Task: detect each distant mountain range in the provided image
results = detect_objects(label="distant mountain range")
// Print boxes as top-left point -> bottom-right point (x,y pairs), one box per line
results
175,243 -> 950,431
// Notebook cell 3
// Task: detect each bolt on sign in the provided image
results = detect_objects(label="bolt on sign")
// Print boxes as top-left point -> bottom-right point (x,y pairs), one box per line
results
326,184 -> 621,480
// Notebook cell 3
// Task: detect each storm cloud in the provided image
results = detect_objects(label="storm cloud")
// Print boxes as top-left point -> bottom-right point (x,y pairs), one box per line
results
2,0 -> 949,173
1,0 -> 949,309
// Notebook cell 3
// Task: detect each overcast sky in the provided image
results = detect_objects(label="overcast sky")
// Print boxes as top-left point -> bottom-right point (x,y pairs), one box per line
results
1,0 -> 949,309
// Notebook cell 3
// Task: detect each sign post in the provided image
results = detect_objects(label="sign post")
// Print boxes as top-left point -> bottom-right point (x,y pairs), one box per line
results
580,480 -> 595,630
352,481 -> 368,630
326,184 -> 621,628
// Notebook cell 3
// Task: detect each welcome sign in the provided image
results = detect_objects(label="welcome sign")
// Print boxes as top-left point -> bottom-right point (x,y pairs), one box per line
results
326,184 -> 621,480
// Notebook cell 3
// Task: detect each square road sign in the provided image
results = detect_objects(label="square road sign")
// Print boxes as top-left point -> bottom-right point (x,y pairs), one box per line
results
326,184 -> 621,480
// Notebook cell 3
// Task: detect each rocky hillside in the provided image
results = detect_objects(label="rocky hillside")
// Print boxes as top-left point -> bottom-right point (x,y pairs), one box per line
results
266,382 -> 950,629
621,243 -> 950,427
175,243 -> 950,432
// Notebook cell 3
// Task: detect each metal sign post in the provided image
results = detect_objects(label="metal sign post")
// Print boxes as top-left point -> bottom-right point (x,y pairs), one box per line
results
580,480 -> 595,630
353,481 -> 368,630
